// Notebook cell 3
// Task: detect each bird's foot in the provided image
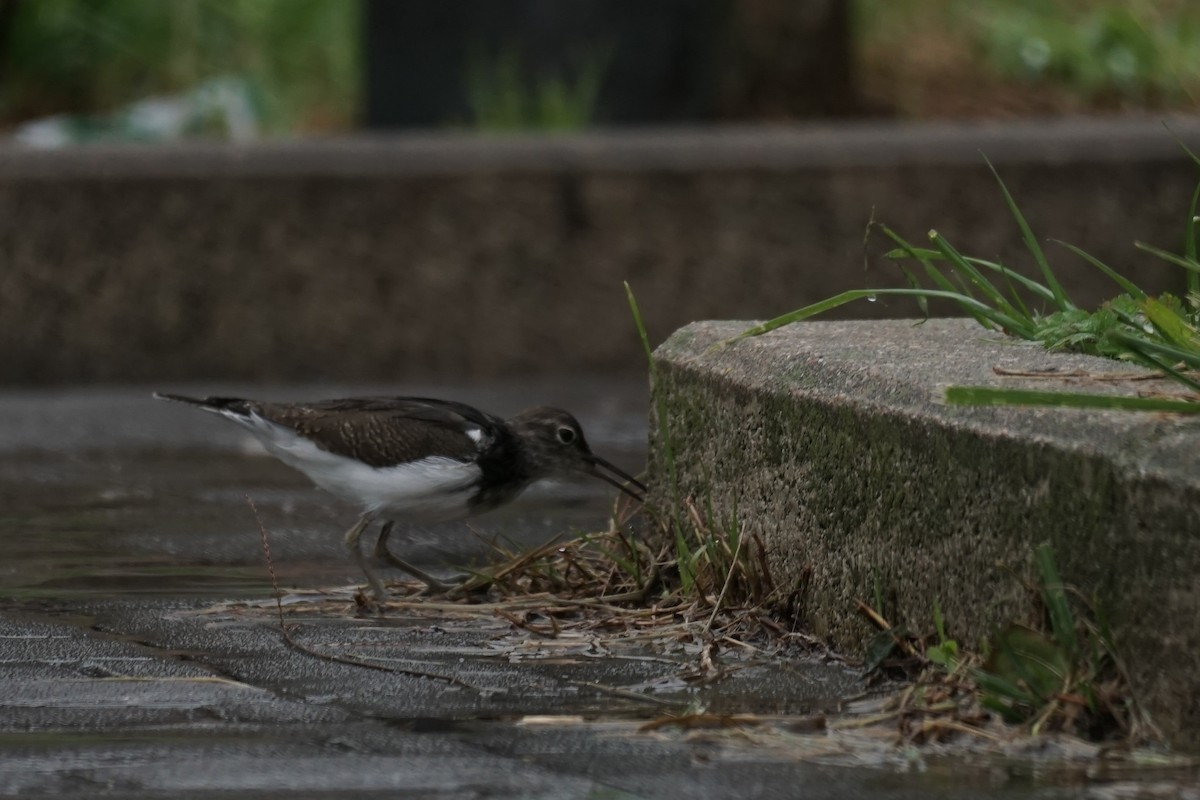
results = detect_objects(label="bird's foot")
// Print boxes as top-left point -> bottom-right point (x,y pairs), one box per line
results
373,526 -> 465,595
354,586 -> 388,617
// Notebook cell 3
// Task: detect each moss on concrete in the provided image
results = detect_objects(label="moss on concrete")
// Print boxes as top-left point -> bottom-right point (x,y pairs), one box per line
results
652,318 -> 1200,749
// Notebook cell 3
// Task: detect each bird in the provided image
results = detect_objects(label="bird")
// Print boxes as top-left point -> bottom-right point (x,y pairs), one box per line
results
154,392 -> 646,599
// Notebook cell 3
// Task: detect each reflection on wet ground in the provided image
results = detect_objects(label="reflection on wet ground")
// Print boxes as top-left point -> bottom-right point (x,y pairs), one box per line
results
0,380 -> 650,599
0,447 -> 634,599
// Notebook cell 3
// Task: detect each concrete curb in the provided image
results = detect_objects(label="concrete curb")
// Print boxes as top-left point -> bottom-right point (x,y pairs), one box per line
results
4,118 -> 1200,178
651,318 -> 1200,748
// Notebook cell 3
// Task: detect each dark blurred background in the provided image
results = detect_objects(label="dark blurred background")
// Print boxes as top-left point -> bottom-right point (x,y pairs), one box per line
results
0,0 -> 1197,384
0,0 -> 1194,139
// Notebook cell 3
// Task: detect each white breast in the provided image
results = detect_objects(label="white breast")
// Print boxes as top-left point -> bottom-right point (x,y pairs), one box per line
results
228,411 -> 482,521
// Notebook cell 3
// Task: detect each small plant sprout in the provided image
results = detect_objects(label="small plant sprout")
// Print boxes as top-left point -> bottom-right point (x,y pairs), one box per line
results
926,598 -> 959,669
859,544 -> 1149,744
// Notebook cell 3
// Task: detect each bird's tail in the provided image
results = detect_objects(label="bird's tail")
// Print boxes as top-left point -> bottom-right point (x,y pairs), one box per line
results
153,392 -> 253,417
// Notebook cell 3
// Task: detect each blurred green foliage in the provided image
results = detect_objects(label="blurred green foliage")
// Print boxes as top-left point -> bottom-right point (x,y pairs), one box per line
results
979,3 -> 1200,101
0,0 -> 359,134
465,47 -> 607,133
0,1 -> 1194,138
857,0 -> 1200,108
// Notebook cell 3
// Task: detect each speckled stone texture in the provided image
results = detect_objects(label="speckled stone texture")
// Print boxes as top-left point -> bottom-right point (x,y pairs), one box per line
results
652,318 -> 1200,749
1,118 -> 1199,383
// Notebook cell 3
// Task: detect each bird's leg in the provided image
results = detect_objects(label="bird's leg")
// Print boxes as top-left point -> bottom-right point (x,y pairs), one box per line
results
344,512 -> 387,601
373,520 -> 457,593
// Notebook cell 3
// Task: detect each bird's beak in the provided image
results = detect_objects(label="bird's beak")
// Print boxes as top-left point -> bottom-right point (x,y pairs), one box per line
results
587,455 -> 647,504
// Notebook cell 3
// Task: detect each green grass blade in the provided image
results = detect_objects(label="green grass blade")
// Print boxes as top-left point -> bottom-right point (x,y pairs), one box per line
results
1035,543 -> 1079,661
880,225 -> 942,274
878,225 -> 929,264
625,282 -> 684,531
973,669 -> 1038,706
1124,351 -> 1200,393
897,262 -> 932,318
983,154 -> 1073,311
1187,183 -> 1200,295
930,230 -> 1034,334
989,637 -> 1052,706
929,230 -> 1009,308
884,246 -> 939,260
1105,332 -> 1200,390
675,531 -> 695,592
990,624 -> 1071,704
730,290 -> 879,338
885,248 -> 1057,303
945,386 -> 1200,412
1141,296 -> 1200,350
1051,239 -> 1147,300
880,227 -> 967,320
625,281 -> 654,362
996,257 -> 1032,322
1164,122 -> 1200,170
905,249 -> 975,319
968,260 -> 1054,299
880,225 -> 997,330
731,288 -> 1031,342
1110,329 -> 1200,370
585,536 -> 640,582
1134,241 -> 1200,274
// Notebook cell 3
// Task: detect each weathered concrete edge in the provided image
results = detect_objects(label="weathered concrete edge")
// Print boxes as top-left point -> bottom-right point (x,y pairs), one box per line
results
650,318 -> 1200,749
3,116 -> 1199,179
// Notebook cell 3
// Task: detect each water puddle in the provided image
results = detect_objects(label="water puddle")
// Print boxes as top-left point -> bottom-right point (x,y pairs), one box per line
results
0,447 -> 631,600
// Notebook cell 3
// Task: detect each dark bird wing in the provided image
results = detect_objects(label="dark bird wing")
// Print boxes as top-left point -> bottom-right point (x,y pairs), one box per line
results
157,394 -> 499,469
253,397 -> 501,469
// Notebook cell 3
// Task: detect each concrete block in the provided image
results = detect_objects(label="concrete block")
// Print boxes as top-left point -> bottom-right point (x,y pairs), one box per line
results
652,318 -> 1200,748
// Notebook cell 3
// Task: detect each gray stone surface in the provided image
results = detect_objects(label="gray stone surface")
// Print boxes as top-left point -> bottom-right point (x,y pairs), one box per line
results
651,318 -> 1200,749
2,118 -> 1200,384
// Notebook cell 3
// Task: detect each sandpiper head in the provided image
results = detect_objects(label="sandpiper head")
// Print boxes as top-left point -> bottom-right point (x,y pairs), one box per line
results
509,407 -> 646,502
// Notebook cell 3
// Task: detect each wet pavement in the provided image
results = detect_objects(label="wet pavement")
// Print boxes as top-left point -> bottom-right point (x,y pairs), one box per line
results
0,383 -> 1186,798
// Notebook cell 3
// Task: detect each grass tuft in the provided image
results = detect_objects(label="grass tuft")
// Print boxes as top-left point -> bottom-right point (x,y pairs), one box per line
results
625,283 -> 781,613
860,543 -> 1155,745
730,149 -> 1200,410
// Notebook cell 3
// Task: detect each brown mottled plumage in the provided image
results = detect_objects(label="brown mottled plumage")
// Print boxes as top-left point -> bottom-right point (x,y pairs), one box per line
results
155,392 -> 645,599
187,396 -> 494,467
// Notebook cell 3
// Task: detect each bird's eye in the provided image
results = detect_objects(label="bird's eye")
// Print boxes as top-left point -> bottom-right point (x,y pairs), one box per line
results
556,426 -> 576,445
